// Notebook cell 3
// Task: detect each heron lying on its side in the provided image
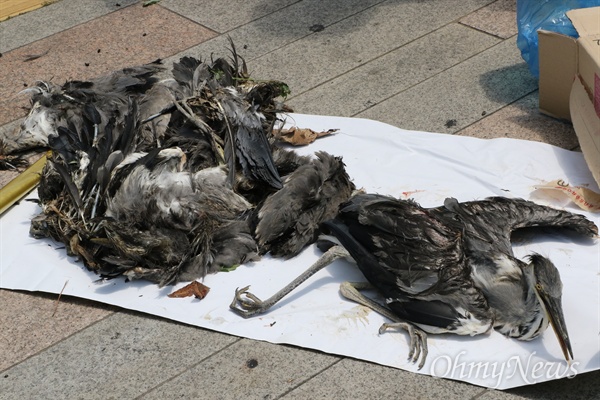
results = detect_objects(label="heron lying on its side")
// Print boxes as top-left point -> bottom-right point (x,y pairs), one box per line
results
1,60 -> 164,157
230,194 -> 598,368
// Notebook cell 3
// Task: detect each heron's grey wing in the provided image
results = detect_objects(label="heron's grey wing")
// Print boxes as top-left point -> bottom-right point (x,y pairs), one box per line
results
172,56 -> 211,96
433,197 -> 598,255
323,194 -> 491,333
331,194 -> 464,293
62,60 -> 163,102
219,95 -> 282,189
93,60 -> 164,95
254,151 -> 354,257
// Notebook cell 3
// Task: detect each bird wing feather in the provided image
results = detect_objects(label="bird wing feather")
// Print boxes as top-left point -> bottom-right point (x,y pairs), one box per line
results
327,194 -> 465,294
432,197 -> 598,255
255,152 -> 353,257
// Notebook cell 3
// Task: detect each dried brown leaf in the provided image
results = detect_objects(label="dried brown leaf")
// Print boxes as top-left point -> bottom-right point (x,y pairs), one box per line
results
168,281 -> 211,299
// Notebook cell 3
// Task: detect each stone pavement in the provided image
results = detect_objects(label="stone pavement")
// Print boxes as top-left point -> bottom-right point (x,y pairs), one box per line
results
0,1 -> 597,398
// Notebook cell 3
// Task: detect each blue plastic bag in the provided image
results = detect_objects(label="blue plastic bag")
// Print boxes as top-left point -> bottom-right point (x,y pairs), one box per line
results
517,0 -> 600,78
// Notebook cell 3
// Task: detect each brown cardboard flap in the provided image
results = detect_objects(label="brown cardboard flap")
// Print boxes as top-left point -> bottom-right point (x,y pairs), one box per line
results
568,7 -> 600,97
570,77 -> 600,185
538,30 -> 578,120
538,7 -> 600,186
577,36 -> 600,100
567,7 -> 600,37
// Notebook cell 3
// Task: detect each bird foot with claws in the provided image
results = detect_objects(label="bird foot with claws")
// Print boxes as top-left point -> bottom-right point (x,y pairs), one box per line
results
379,322 -> 428,370
230,246 -> 351,319
229,285 -> 268,318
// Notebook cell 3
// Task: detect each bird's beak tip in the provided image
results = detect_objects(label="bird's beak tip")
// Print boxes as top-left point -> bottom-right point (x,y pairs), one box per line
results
542,295 -> 573,363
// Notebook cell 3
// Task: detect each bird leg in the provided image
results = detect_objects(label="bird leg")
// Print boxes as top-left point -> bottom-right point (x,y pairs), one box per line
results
339,281 -> 428,370
230,245 -> 350,318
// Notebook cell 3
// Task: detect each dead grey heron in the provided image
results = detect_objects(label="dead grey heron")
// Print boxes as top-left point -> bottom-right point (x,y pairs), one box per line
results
230,194 -> 598,368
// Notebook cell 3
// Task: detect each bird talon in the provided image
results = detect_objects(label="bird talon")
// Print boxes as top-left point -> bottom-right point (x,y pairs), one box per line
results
233,285 -> 250,299
416,331 -> 428,370
230,285 -> 268,318
378,322 -> 390,335
379,321 -> 428,370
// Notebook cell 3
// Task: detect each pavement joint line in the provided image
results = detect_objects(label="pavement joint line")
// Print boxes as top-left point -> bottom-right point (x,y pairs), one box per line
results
3,1 -> 139,54
0,303 -> 116,375
208,0 -> 305,36
454,0 -> 500,23
160,0 -> 306,49
470,387 -> 493,400
287,21 -> 506,104
133,336 -> 243,399
214,0 -> 391,64
274,357 -> 345,399
453,88 -> 540,136
349,35 -> 513,120
458,21 -> 513,41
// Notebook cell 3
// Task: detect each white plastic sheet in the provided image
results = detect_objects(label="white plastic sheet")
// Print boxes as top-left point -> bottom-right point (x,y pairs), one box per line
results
1,114 -> 598,389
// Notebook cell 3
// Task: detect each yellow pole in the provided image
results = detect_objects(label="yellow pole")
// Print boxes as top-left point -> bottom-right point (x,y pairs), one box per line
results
0,153 -> 48,215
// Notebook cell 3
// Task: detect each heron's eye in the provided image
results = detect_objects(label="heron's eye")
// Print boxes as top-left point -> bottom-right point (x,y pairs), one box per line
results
535,283 -> 542,292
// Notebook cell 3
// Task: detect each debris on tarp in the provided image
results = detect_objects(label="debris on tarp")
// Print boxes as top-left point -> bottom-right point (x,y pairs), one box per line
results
168,281 -> 210,299
533,179 -> 600,212
274,126 -> 337,146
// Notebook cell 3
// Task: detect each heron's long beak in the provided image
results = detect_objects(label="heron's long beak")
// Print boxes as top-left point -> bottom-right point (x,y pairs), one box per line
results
539,291 -> 573,362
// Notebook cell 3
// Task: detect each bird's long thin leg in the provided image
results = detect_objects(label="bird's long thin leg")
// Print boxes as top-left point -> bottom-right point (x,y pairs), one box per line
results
230,245 -> 350,318
339,281 -> 428,369
339,281 -> 399,322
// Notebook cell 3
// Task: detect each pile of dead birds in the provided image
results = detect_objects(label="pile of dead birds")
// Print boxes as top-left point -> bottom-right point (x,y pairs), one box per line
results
4,43 -> 600,370
8,45 -> 354,286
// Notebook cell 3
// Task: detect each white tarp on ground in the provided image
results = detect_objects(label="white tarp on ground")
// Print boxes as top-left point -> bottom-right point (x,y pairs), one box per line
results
1,114 -> 598,390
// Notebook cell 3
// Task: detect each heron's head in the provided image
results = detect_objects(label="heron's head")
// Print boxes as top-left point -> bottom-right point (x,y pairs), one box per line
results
528,253 -> 573,362
15,101 -> 57,151
11,83 -> 63,153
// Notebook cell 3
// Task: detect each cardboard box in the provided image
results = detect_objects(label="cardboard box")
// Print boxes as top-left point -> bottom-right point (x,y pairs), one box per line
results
538,7 -> 600,186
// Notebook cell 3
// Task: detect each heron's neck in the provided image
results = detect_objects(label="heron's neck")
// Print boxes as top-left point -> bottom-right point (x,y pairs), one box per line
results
470,253 -> 548,340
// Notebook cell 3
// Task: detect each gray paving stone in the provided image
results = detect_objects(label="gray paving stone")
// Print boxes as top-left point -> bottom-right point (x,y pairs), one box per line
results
141,339 -> 340,399
459,0 -> 517,39
0,0 -> 138,53
160,0 -> 299,33
456,91 -> 579,150
248,0 -> 494,96
0,290 -> 115,371
478,370 -> 600,400
287,23 -> 500,117
281,357 -> 486,400
160,0 -> 493,87
0,311 -> 238,400
357,38 -> 538,134
159,0 -> 385,73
